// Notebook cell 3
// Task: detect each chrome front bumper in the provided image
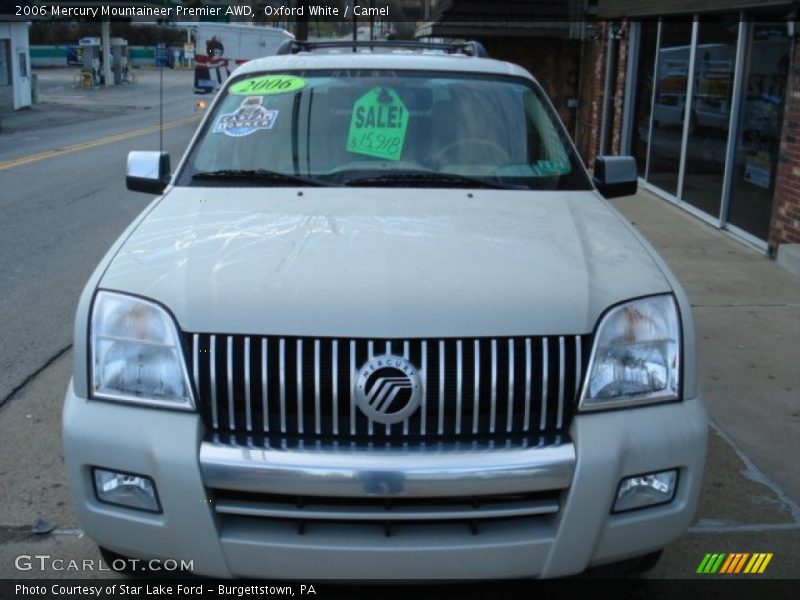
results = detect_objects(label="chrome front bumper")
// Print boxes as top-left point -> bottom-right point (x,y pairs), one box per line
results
64,382 -> 708,579
199,440 -> 576,498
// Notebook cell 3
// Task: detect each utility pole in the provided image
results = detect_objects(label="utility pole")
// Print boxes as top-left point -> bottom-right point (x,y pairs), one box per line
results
369,0 -> 374,40
295,0 -> 309,41
353,0 -> 357,43
101,19 -> 111,87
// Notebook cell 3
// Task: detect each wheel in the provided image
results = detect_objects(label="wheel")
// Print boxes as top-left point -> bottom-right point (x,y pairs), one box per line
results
582,549 -> 663,578
431,138 -> 511,165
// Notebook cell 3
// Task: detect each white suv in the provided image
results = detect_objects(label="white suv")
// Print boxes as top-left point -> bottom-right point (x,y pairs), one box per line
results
63,41 -> 707,579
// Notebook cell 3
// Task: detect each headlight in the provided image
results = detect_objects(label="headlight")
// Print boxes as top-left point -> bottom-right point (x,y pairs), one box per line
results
90,291 -> 194,409
579,294 -> 680,410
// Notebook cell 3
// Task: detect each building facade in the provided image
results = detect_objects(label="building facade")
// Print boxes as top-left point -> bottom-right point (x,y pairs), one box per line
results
416,1 -> 587,140
420,0 -> 799,261
0,20 -> 32,111
599,0 -> 799,257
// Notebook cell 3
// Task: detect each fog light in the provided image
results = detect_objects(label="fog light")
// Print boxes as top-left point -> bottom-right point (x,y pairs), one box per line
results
93,468 -> 161,513
613,469 -> 677,513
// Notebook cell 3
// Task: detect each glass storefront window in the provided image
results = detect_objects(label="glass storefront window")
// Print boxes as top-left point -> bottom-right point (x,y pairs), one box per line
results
682,17 -> 740,218
728,23 -> 792,241
647,20 -> 693,196
628,13 -> 793,245
631,21 -> 659,176
17,52 -> 27,79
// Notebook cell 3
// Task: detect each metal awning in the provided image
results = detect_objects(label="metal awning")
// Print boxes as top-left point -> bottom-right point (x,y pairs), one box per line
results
415,0 -> 586,39
598,0 -> 795,18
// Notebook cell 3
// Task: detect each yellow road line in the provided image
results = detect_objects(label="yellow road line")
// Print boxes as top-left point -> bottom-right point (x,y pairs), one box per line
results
0,116 -> 201,172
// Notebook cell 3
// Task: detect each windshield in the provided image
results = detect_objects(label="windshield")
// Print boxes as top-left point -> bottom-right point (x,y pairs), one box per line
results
179,70 -> 591,190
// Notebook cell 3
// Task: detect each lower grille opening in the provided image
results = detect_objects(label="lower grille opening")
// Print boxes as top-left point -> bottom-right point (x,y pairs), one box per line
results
210,490 -> 562,536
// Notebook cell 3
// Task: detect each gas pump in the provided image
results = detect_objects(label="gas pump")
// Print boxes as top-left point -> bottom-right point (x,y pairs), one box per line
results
77,37 -> 129,86
110,38 -> 128,84
78,37 -> 101,85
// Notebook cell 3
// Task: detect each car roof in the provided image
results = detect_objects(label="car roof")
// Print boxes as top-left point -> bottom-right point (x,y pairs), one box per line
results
233,51 -> 535,80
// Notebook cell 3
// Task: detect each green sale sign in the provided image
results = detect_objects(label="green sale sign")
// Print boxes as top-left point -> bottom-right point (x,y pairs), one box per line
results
347,87 -> 409,161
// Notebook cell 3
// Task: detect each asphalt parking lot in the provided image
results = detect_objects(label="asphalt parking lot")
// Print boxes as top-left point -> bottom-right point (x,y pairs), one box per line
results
0,68 -> 798,582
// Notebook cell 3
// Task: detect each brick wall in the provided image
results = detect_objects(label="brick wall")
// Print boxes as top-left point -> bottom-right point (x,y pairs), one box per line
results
610,22 -> 628,156
477,25 -> 630,171
770,35 -> 800,250
471,25 -> 632,173
574,21 -> 629,170
576,29 -> 604,166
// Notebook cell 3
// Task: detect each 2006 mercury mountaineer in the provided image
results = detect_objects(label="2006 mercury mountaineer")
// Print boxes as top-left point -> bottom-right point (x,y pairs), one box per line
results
63,40 -> 708,579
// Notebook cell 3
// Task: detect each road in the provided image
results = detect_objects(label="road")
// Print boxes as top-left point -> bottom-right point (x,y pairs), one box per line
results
0,69 -> 797,585
0,69 -> 201,405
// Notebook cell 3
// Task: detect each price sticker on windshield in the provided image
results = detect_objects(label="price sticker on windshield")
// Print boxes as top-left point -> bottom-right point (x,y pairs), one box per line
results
347,87 -> 409,161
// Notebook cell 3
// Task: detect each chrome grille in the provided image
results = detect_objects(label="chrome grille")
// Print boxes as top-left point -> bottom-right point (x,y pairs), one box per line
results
186,334 -> 590,441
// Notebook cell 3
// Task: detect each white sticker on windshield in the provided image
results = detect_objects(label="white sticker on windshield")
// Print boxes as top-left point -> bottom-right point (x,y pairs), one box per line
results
213,96 -> 278,137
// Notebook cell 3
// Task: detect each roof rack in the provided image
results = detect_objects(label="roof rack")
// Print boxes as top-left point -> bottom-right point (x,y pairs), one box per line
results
275,39 -> 490,58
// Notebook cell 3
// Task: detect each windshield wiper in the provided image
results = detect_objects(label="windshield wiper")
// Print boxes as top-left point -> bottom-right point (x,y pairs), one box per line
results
342,171 -> 527,190
191,169 -> 334,187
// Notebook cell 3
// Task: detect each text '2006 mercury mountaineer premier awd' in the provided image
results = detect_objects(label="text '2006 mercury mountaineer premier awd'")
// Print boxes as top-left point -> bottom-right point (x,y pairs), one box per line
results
63,40 -> 708,579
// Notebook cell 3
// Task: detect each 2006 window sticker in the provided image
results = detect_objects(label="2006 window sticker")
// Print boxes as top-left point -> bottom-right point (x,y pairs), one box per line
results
229,75 -> 308,96
213,96 -> 278,137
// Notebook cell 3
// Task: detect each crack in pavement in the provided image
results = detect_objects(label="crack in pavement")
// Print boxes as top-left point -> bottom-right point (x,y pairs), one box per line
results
710,421 -> 800,523
0,344 -> 72,409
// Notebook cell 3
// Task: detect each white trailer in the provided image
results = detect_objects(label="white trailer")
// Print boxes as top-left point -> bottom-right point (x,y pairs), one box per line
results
193,23 -> 293,93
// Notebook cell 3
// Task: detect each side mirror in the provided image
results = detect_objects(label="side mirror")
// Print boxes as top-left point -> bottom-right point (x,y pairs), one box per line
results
126,151 -> 171,194
593,155 -> 638,199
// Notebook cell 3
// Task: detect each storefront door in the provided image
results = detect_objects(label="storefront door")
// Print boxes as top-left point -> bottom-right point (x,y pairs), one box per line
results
681,18 -> 739,220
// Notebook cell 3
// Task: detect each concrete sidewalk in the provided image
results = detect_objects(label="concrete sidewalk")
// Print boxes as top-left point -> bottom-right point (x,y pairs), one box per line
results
611,190 -> 800,504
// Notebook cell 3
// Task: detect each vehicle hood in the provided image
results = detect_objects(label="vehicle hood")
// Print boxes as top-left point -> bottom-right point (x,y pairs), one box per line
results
100,188 -> 671,337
